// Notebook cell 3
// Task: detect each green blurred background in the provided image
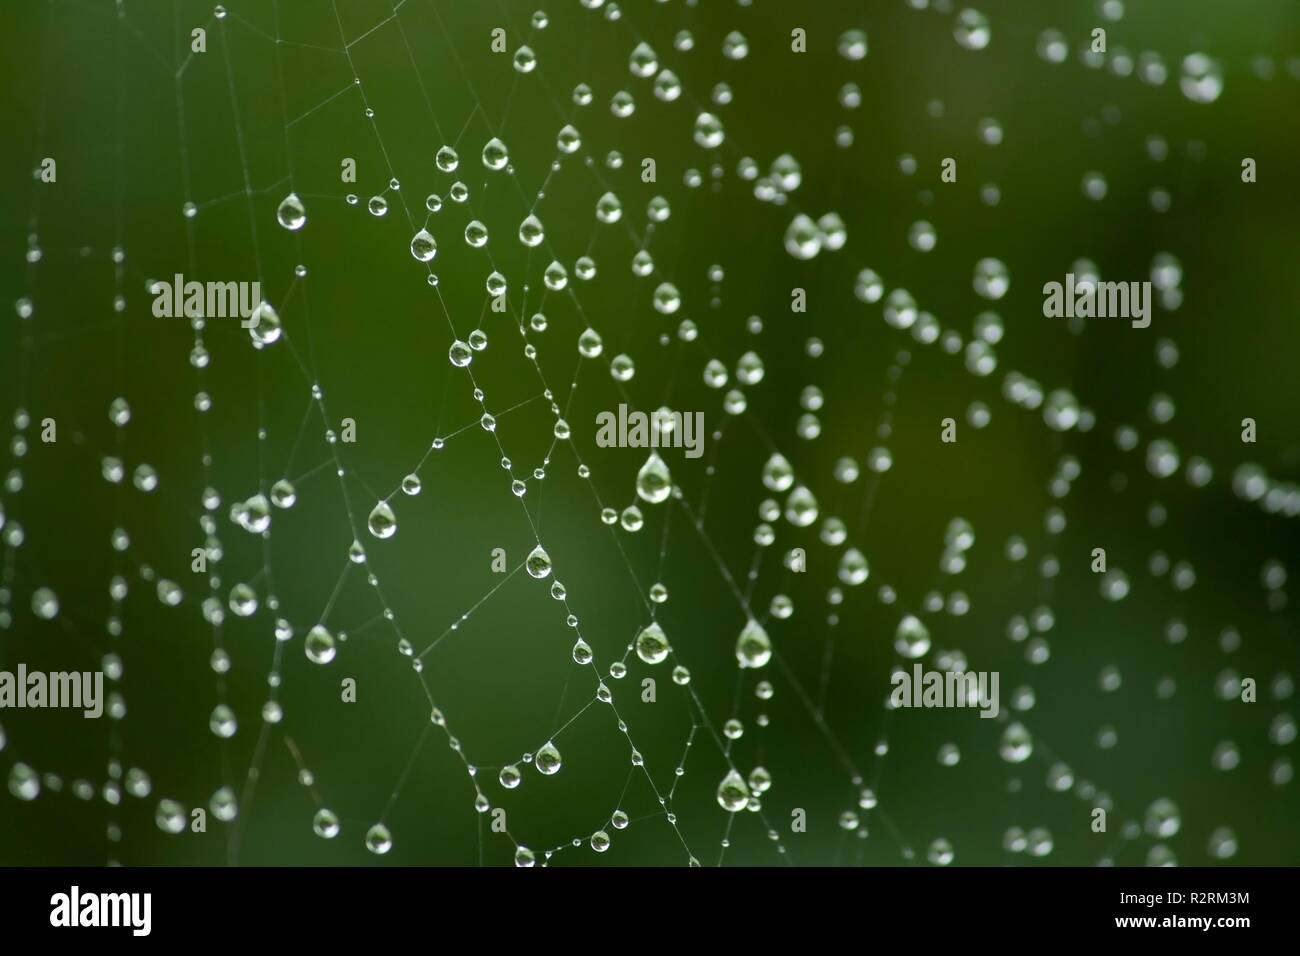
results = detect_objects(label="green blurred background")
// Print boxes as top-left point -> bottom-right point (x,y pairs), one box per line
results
1,0 -> 1298,866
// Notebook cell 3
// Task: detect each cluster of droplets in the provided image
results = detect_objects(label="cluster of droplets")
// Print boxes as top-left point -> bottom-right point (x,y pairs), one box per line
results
10,0 -> 1299,872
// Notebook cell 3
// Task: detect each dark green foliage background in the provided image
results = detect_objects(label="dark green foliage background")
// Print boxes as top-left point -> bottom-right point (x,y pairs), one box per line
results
1,0 -> 1298,866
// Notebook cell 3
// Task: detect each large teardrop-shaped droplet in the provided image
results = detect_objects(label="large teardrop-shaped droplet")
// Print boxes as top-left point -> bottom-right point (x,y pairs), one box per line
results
784,484 -> 819,527
512,45 -> 537,74
578,327 -> 603,358
629,41 -> 659,78
535,740 -> 562,775
448,340 -> 472,367
155,798 -> 184,832
312,808 -> 340,839
736,619 -> 772,669
248,301 -> 282,346
9,763 -> 41,801
525,544 -> 552,579
784,213 -> 822,260
716,769 -> 750,812
518,214 -> 544,247
276,192 -> 306,231
635,452 -> 672,504
894,614 -> 930,658
435,145 -> 459,172
838,547 -> 870,586
595,192 -> 622,224
761,452 -> 794,492
556,124 -> 581,154
482,137 -> 509,170
635,622 -> 670,664
693,111 -> 725,149
305,625 -> 337,665
498,764 -> 522,789
210,785 -> 239,821
367,500 -> 397,539
410,228 -> 437,262
365,823 -> 392,855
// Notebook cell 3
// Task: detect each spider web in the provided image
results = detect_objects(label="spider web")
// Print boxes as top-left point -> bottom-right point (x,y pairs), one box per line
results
2,0 -> 1298,867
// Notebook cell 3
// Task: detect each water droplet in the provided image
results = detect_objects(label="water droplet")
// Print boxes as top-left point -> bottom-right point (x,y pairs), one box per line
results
973,258 -> 1009,300
518,214 -> 544,247
596,191 -> 623,224
838,548 -> 870,586
535,741 -> 562,775
544,261 -> 569,290
365,823 -> 392,854
927,837 -> 955,865
578,327 -> 603,358
722,31 -> 749,60
654,69 -> 682,102
635,622 -> 670,664
313,808 -> 340,839
32,586 -> 59,619
228,583 -> 257,617
736,619 -> 772,668
838,29 -> 868,60
784,485 -> 819,527
557,124 -> 581,153
761,453 -> 794,492
693,111 -> 725,149
620,505 -> 644,532
209,704 -> 237,738
895,615 -> 931,658
717,769 -> 750,812
449,340 -> 472,367
653,282 -> 681,315
1180,53 -> 1224,103
999,722 -> 1034,763
513,45 -> 537,73
784,214 -> 822,260
276,192 -> 306,231
1212,740 -> 1240,771
1207,826 -> 1238,860
610,354 -> 635,381
953,9 -> 991,50
635,452 -> 672,504
464,220 -> 488,247
155,798 -> 185,833
526,545 -> 552,579
270,479 -> 296,508
1036,28 -> 1068,63
611,90 -> 635,118
305,625 -> 336,665
210,785 -> 238,821
435,145 -> 459,172
734,352 -> 763,387
1144,797 -> 1181,838
410,228 -> 437,262
629,41 -> 659,77
367,500 -> 397,539
248,301 -> 281,346
499,764 -> 522,789
482,137 -> 509,170
8,763 -> 40,800
1100,569 -> 1130,601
